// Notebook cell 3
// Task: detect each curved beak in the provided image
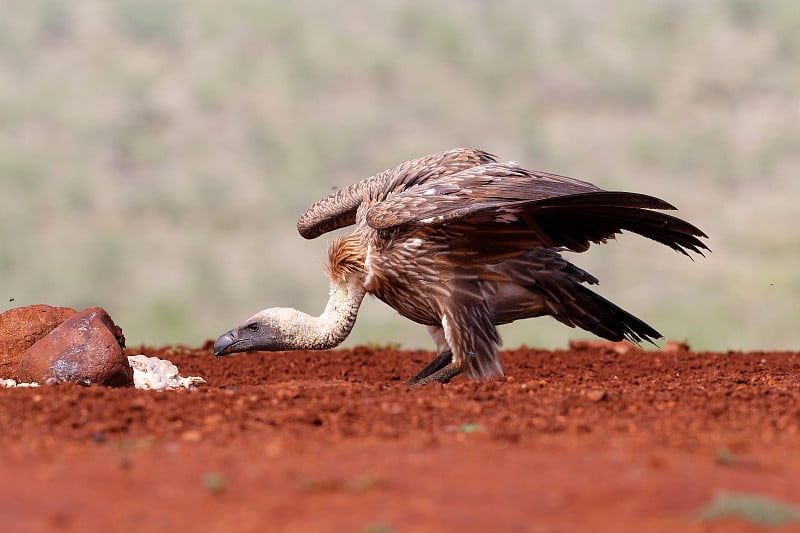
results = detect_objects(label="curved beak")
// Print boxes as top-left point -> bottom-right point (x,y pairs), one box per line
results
214,330 -> 238,357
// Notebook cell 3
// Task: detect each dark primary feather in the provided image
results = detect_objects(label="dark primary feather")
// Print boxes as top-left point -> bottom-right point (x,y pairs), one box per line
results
531,201 -> 709,256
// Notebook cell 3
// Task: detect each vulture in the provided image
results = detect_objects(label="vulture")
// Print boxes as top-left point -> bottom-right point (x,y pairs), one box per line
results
214,148 -> 708,385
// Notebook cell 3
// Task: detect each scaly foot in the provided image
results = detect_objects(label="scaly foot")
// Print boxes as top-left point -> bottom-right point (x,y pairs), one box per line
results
406,351 -> 453,385
408,362 -> 463,386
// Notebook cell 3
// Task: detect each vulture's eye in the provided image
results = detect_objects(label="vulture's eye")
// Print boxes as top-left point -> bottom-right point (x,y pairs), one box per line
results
246,323 -> 259,332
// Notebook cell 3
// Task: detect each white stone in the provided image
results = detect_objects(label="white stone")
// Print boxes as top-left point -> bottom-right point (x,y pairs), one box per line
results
0,378 -> 40,388
127,354 -> 206,391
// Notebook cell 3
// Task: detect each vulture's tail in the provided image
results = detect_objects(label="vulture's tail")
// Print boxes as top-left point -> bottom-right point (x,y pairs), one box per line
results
527,278 -> 662,345
567,284 -> 662,345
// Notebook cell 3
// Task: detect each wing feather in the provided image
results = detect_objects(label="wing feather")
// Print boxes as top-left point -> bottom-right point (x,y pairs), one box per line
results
296,148 -> 496,239
365,161 -> 708,257
364,162 -> 601,229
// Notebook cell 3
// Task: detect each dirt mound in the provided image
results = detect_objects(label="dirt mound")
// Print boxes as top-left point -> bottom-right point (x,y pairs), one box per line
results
1,343 -> 798,531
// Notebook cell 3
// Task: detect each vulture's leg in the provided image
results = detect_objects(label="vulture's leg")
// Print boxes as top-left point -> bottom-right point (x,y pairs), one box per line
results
407,324 -> 455,385
406,350 -> 453,385
409,363 -> 463,386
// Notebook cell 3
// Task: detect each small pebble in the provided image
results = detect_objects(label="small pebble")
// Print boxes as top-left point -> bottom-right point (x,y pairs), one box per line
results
0,378 -> 40,388
586,389 -> 607,402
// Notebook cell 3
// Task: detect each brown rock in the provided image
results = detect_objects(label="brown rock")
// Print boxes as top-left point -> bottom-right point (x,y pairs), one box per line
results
661,341 -> 690,353
0,304 -> 77,378
586,389 -> 608,402
568,340 -> 635,355
17,307 -> 133,387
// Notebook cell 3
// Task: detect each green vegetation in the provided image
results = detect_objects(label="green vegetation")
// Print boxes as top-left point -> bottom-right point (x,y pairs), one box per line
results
713,447 -> 739,467
202,472 -> 229,494
456,423 -> 488,434
700,492 -> 800,527
297,474 -> 389,493
360,524 -> 395,533
2,1 -> 798,351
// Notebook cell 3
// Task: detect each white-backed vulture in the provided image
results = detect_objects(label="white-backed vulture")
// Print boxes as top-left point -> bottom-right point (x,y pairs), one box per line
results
214,148 -> 708,385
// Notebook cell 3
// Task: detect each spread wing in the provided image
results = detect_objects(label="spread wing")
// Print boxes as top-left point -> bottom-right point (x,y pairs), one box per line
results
296,148 -> 497,239
365,162 -> 709,257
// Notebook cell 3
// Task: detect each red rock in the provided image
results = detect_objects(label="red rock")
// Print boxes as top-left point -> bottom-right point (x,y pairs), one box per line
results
17,307 -> 132,387
0,305 -> 77,378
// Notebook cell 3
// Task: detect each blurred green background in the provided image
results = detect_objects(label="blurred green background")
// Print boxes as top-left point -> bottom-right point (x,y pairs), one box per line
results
2,0 -> 798,351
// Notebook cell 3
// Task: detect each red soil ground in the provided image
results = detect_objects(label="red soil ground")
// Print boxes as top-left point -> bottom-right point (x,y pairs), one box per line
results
1,342 -> 799,532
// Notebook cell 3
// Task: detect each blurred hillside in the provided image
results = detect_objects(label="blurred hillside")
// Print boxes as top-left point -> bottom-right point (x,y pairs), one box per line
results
2,0 -> 798,351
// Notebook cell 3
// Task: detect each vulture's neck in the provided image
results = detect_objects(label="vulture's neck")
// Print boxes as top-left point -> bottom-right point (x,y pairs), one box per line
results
283,278 -> 366,350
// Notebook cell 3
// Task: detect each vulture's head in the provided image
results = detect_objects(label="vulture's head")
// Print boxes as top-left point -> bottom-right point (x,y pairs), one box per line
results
214,308 -> 300,356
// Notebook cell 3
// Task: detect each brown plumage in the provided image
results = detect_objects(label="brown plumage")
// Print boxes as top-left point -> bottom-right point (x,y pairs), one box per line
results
296,148 -> 498,239
324,235 -> 367,282
214,148 -> 708,385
